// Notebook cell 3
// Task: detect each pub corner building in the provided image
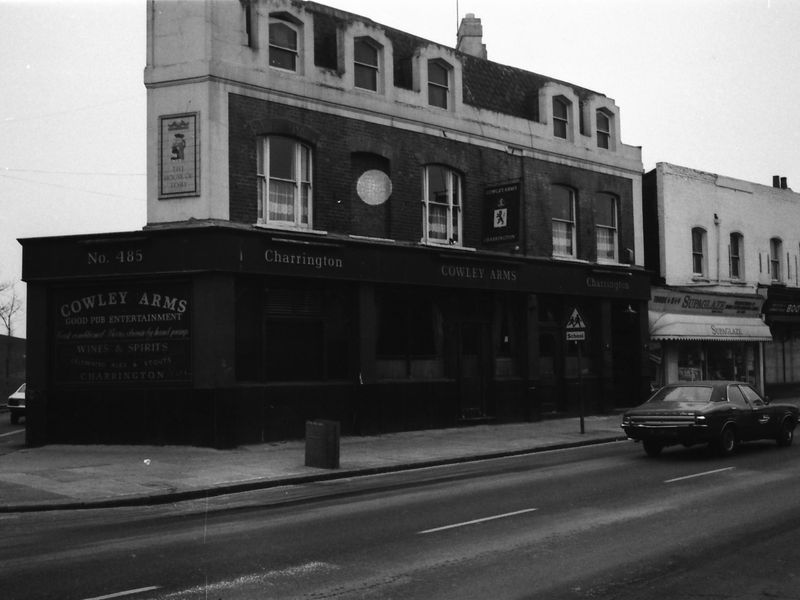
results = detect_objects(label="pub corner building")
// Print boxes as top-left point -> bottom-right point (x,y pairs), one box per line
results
20,1 -> 652,447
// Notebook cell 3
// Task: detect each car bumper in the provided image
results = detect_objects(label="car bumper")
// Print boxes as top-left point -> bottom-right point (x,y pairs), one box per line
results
621,423 -> 711,446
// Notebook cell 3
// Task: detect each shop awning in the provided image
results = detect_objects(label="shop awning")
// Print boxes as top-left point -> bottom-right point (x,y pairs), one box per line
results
649,312 -> 773,342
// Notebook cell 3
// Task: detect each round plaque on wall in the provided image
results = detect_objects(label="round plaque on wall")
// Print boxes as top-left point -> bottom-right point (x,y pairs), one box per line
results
356,169 -> 392,206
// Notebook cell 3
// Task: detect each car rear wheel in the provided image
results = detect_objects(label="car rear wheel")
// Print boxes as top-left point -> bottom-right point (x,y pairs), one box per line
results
643,441 -> 663,457
10,413 -> 19,425
777,419 -> 795,447
714,425 -> 737,456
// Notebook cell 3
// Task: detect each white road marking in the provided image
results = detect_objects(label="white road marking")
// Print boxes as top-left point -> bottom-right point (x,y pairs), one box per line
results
0,429 -> 24,438
82,586 -> 160,600
665,467 -> 736,484
418,508 -> 539,534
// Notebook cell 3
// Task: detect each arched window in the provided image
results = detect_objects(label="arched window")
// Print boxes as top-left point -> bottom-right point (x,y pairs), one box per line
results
692,227 -> 707,276
552,186 -> 576,257
257,136 -> 312,228
269,21 -> 298,71
596,193 -> 618,262
729,232 -> 744,280
422,165 -> 462,245
354,38 -> 379,91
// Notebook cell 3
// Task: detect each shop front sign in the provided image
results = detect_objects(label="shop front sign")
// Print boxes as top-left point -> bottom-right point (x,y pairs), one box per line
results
649,288 -> 763,317
53,283 -> 191,385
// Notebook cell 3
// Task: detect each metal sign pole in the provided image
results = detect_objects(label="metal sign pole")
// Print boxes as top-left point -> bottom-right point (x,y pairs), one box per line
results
577,340 -> 585,434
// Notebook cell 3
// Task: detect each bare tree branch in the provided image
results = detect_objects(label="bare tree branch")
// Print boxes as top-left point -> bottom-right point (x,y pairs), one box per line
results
0,280 -> 24,337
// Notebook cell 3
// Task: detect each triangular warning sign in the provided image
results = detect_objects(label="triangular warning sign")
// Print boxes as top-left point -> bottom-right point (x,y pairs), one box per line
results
565,308 -> 586,330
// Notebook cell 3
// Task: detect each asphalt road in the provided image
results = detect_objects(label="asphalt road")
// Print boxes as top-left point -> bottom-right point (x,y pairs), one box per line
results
3,439 -> 800,599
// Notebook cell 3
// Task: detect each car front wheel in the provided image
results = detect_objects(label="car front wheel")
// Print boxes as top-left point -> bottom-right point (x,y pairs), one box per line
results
643,441 -> 663,457
10,413 -> 19,425
714,425 -> 737,456
777,419 -> 795,447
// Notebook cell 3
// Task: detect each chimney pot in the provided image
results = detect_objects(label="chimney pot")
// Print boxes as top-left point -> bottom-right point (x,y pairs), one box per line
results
781,177 -> 788,189
773,175 -> 781,188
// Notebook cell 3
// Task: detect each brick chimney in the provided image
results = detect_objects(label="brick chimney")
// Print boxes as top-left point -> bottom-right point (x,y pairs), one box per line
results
457,13 -> 487,59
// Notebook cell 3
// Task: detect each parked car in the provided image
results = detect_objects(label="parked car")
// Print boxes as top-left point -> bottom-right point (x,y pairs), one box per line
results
621,381 -> 798,457
6,383 -> 25,424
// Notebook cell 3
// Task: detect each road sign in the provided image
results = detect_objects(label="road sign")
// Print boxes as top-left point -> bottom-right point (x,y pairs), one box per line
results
565,308 -> 587,342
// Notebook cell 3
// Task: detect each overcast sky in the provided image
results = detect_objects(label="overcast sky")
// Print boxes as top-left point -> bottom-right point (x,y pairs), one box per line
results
1,0 -> 799,337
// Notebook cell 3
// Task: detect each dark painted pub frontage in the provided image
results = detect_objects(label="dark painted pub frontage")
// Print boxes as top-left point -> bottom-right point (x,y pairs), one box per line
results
21,224 -> 650,447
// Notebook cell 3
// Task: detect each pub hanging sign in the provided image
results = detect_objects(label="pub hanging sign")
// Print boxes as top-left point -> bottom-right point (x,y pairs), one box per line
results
159,112 -> 199,199
483,182 -> 520,244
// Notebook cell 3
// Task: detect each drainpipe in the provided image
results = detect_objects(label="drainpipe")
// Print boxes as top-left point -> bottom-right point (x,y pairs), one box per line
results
714,213 -> 721,283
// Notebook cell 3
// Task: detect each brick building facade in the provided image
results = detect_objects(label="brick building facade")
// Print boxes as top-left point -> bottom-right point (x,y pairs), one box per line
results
21,1 -> 650,446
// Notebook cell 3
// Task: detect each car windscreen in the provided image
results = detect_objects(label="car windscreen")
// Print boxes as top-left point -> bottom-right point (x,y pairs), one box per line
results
650,386 -> 713,404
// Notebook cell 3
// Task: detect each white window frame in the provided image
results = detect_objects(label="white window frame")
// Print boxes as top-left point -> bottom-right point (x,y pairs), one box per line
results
422,165 -> 462,245
595,193 -> 618,263
427,60 -> 451,109
596,110 -> 611,149
268,20 -> 299,71
692,227 -> 707,277
354,37 -> 380,92
770,237 -> 783,282
552,186 -> 577,258
729,232 -> 744,280
553,97 -> 570,139
257,136 -> 313,229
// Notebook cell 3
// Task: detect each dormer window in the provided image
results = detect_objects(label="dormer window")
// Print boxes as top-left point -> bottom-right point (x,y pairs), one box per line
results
596,110 -> 611,149
269,21 -> 298,71
354,38 -> 379,91
428,60 -> 450,109
553,97 -> 569,139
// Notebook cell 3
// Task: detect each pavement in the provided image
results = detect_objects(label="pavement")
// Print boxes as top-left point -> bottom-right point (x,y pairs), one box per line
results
0,413 -> 627,512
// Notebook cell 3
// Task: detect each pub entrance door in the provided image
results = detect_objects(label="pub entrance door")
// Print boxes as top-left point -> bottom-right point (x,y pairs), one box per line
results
458,321 -> 489,421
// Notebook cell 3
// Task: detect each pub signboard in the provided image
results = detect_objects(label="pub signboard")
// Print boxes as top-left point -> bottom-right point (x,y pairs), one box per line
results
482,182 -> 520,244
53,283 -> 191,385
